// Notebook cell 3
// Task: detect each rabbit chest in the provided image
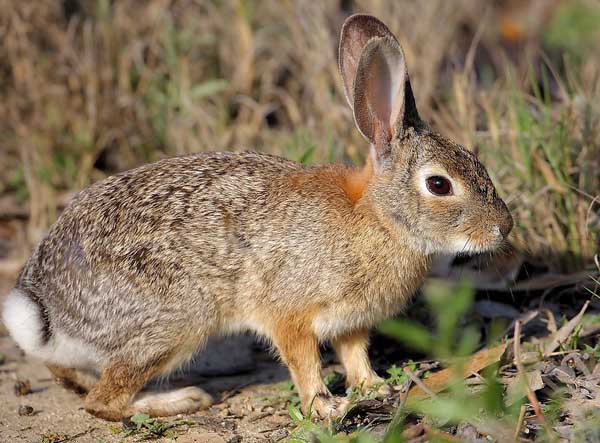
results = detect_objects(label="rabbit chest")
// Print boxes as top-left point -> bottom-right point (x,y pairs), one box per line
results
311,241 -> 430,339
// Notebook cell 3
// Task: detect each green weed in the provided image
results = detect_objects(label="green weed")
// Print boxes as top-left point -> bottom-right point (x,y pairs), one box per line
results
384,361 -> 418,387
121,413 -> 194,439
256,379 -> 301,408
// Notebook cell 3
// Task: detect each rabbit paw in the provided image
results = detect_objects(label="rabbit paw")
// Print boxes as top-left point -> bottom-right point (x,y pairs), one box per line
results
351,375 -> 392,397
376,381 -> 393,396
311,393 -> 351,420
129,386 -> 213,417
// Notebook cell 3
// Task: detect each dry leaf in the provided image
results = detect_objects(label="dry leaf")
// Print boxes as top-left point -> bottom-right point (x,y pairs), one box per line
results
506,369 -> 544,405
543,300 -> 590,357
407,342 -> 507,401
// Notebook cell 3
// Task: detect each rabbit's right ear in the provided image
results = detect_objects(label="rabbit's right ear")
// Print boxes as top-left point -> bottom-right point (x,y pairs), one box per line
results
339,15 -> 421,161
339,14 -> 396,107
352,36 -> 408,156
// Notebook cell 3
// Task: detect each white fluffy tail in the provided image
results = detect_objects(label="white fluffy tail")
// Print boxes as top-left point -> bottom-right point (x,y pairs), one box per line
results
2,289 -> 46,355
3,289 -> 104,369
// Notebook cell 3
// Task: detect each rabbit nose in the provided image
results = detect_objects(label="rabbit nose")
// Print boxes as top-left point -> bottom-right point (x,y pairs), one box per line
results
498,212 -> 513,239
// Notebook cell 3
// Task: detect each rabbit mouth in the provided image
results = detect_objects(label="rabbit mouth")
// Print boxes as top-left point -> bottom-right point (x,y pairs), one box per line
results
448,234 -> 505,255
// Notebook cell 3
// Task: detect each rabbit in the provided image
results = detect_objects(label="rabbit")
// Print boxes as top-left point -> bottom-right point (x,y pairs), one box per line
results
2,14 -> 512,421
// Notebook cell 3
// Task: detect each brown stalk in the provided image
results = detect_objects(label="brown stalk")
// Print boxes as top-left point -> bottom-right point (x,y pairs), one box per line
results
403,366 -> 438,399
513,404 -> 526,443
513,320 -> 557,442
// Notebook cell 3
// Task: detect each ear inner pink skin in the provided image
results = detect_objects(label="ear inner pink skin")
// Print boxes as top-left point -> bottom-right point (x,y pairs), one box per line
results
352,36 -> 407,158
339,14 -> 399,107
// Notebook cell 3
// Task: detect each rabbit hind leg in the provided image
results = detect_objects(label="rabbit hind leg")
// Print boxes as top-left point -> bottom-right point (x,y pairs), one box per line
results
83,349 -> 212,421
84,359 -> 164,421
128,341 -> 214,417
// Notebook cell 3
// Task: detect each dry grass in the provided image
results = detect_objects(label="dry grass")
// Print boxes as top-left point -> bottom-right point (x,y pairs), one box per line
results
0,0 -> 598,269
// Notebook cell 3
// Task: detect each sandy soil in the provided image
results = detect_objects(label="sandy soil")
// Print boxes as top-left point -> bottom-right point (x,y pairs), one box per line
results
0,273 -> 307,443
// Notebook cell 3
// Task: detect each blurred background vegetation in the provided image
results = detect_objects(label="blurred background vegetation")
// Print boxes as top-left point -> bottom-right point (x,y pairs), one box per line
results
0,0 -> 598,273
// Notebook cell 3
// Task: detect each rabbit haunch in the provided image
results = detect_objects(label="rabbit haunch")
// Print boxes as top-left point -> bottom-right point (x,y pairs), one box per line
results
2,14 -> 511,421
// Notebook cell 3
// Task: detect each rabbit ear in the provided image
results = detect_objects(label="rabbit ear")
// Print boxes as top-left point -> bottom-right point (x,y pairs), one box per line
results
353,35 -> 418,155
339,14 -> 397,108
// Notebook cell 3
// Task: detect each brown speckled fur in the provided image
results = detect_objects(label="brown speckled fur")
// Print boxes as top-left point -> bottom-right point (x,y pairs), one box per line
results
5,15 -> 512,421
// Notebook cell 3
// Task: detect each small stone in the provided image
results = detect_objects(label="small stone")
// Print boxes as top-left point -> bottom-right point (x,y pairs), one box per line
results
14,380 -> 32,396
455,422 -> 479,441
555,425 -> 573,438
221,420 -> 236,431
229,404 -> 245,417
18,405 -> 34,416
228,435 -> 242,443
269,428 -> 289,442
121,417 -> 136,432
218,408 -> 230,418
266,413 -> 291,426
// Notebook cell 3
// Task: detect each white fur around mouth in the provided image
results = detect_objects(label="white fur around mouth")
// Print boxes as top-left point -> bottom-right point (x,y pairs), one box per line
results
448,236 -> 502,255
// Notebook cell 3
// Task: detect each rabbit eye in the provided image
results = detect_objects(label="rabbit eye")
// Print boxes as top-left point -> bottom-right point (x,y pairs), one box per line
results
426,176 -> 452,196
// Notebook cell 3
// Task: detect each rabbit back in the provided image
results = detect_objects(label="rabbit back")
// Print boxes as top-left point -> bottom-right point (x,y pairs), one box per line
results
7,151 -> 421,369
10,152 -> 304,367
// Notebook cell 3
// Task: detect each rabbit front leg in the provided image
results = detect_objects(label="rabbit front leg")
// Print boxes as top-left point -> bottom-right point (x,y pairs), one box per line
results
333,329 -> 391,396
271,320 -> 349,419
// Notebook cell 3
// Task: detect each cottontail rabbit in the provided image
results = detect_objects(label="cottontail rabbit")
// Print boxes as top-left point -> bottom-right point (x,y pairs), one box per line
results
3,14 -> 512,421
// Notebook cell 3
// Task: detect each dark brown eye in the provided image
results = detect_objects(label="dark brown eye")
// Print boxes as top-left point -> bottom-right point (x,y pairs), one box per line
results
426,176 -> 452,196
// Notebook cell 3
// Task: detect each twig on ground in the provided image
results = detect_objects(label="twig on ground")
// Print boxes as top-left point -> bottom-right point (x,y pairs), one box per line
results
49,428 -> 97,443
542,309 -> 557,334
385,379 -> 413,436
404,367 -> 438,399
514,321 -> 557,442
513,404 -> 526,443
504,310 -> 539,337
220,381 -> 253,402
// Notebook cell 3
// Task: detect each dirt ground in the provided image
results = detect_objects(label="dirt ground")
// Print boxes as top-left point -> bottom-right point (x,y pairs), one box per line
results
0,271 -> 310,443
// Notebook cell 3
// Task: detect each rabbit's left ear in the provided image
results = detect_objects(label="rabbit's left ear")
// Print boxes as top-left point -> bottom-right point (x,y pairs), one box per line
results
339,14 -> 396,108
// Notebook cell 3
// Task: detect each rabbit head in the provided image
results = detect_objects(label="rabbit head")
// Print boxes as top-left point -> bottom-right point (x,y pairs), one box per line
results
339,14 -> 513,256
